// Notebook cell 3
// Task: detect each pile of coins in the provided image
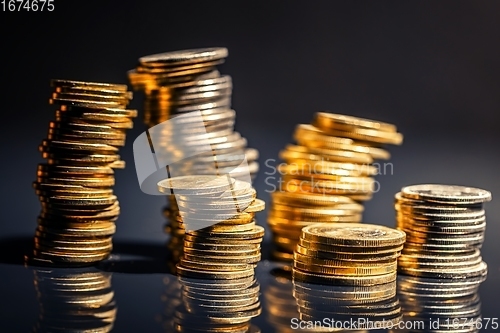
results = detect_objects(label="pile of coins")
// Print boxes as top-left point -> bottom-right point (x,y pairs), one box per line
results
32,79 -> 136,265
33,267 -> 116,332
269,112 -> 403,261
292,223 -> 405,286
129,47 -> 259,265
156,175 -> 264,328
293,280 -> 402,330
395,184 -> 491,279
396,274 -> 485,332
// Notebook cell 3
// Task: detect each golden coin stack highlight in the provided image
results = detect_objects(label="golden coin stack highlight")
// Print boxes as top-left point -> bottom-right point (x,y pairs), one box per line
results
268,112 -> 403,261
157,175 -> 265,329
128,47 -> 259,265
32,80 -> 136,265
395,184 -> 490,279
292,223 -> 406,286
33,267 -> 116,333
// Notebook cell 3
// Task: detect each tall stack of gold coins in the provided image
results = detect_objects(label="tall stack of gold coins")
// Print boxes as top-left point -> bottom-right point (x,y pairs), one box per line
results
33,267 -> 116,332
394,184 -> 490,332
128,48 -> 259,266
268,112 -> 403,261
291,223 -> 406,330
156,175 -> 264,331
32,80 -> 136,265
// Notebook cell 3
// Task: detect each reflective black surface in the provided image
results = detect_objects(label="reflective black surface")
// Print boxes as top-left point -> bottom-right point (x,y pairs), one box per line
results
0,238 -> 497,332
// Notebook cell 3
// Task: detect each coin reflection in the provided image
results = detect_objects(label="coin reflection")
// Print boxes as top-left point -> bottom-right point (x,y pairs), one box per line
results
394,274 -> 486,332
265,266 -> 308,333
173,275 -> 261,332
292,277 -> 402,332
33,267 -> 116,333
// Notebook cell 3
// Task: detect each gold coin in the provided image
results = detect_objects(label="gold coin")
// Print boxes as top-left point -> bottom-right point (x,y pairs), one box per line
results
292,268 -> 397,286
295,244 -> 401,261
283,144 -> 373,164
157,175 -> 235,194
280,160 -> 378,176
271,191 -> 363,210
293,261 -> 397,276
301,223 -> 406,247
298,238 -> 404,253
293,252 -> 397,267
313,112 -> 397,132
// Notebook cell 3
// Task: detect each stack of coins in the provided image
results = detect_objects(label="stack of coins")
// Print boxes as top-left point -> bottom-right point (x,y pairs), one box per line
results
128,47 -> 259,180
174,276 -> 261,333
292,223 -> 405,286
156,175 -> 264,331
265,266 -> 305,333
33,267 -> 116,333
396,274 -> 485,332
129,47 -> 259,265
32,79 -> 136,265
293,280 -> 402,331
269,112 -> 403,261
395,184 -> 491,279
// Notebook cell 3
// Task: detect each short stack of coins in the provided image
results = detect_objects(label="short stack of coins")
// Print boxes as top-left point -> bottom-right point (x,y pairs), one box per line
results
291,223 -> 405,330
268,112 -> 403,261
395,274 -> 485,332
395,184 -> 491,279
394,184 -> 490,332
33,267 -> 117,333
157,175 -> 265,329
129,47 -> 259,266
293,280 -> 402,331
32,79 -> 136,265
292,223 -> 406,286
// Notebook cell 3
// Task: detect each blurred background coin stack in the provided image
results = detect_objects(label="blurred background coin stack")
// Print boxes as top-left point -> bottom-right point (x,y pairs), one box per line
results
128,47 -> 259,267
292,223 -> 405,287
268,112 -> 403,261
33,267 -> 117,333
393,184 -> 490,332
32,80 -> 136,265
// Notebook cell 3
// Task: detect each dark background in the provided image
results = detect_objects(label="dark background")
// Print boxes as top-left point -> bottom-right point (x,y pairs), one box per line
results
0,1 -> 499,332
